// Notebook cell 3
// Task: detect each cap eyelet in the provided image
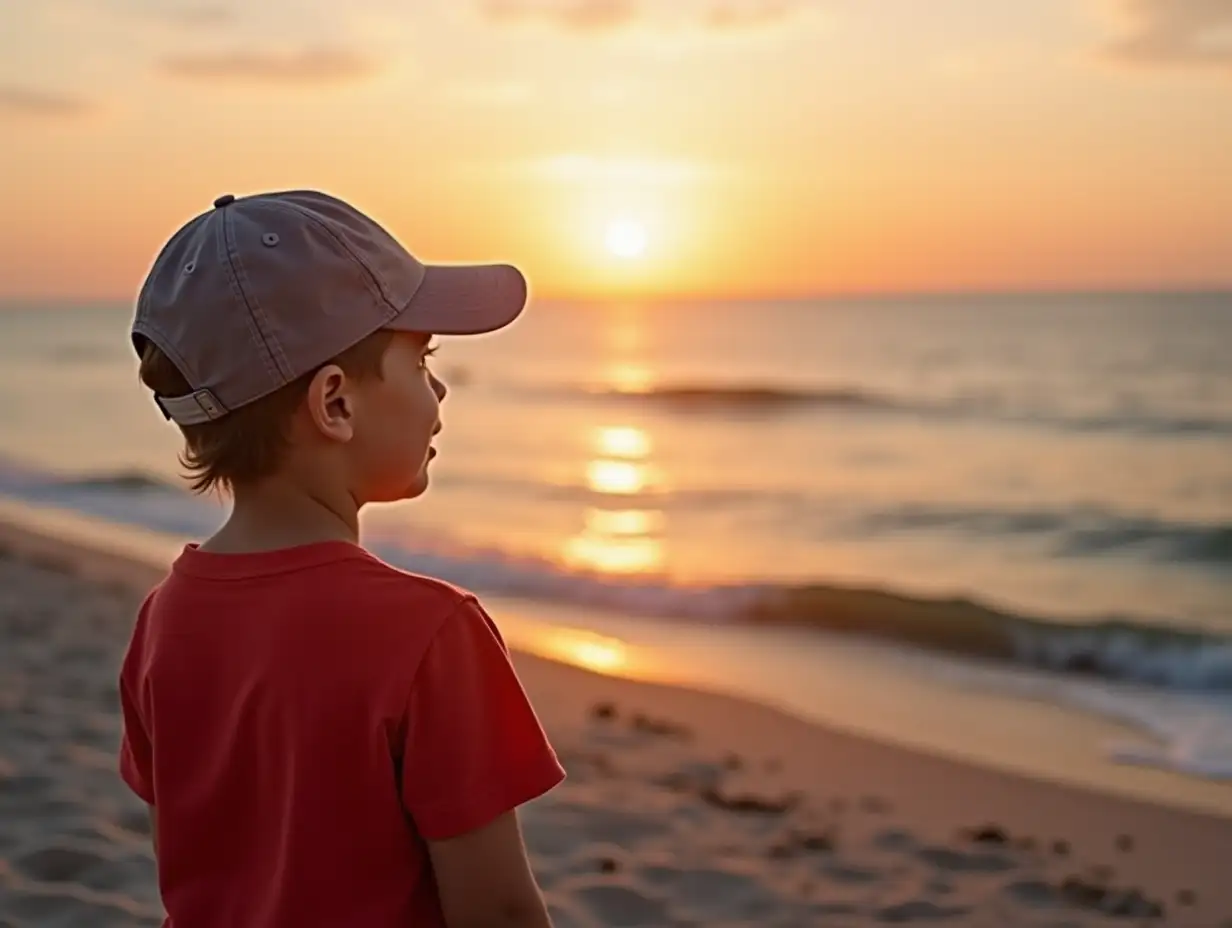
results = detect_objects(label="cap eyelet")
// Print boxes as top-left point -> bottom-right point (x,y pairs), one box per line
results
262,233 -> 280,247
184,261 -> 196,274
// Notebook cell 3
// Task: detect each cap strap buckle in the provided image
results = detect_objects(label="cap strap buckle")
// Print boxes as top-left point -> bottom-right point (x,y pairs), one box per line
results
154,389 -> 228,426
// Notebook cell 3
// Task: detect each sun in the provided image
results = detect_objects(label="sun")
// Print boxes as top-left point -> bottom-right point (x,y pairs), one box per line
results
605,219 -> 648,259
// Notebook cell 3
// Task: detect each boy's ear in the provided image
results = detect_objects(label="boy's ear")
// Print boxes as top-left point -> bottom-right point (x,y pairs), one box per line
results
303,364 -> 356,443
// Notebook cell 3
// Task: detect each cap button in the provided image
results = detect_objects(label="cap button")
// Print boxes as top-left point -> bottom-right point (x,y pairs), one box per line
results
213,194 -> 236,209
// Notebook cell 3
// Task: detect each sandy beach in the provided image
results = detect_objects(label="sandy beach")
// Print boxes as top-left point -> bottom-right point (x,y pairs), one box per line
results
2,517 -> 1231,928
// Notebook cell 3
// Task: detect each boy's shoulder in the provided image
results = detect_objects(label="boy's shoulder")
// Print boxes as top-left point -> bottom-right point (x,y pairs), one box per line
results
145,542 -> 481,637
346,546 -> 479,615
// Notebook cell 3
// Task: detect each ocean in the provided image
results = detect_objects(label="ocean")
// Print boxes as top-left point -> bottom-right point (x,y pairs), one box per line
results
1,293 -> 1230,802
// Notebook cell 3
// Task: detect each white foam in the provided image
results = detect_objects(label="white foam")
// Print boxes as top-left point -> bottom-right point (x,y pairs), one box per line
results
917,657 -> 1232,780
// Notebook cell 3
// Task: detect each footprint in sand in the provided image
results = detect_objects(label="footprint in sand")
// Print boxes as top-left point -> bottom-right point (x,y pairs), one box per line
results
915,845 -> 1016,874
567,877 -> 670,928
13,843 -> 108,882
875,899 -> 971,922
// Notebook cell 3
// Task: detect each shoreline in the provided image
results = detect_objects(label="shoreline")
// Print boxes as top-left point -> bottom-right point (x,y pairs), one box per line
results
3,505 -> 1232,924
3,496 -> 1232,817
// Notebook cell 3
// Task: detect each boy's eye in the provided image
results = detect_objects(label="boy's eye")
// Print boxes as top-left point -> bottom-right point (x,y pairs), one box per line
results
421,344 -> 439,367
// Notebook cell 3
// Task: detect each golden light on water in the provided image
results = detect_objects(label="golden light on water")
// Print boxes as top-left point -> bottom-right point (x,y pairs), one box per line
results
563,532 -> 664,575
587,459 -> 648,495
563,423 -> 667,576
596,425 -> 652,460
541,628 -> 629,674
587,509 -> 662,536
607,363 -> 655,395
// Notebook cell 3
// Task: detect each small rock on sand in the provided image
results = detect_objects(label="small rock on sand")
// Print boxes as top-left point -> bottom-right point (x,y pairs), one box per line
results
590,702 -> 617,722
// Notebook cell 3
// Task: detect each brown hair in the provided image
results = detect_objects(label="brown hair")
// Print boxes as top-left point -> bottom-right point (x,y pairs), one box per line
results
137,330 -> 394,495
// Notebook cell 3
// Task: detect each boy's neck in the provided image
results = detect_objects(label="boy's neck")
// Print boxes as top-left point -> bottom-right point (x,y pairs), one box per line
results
200,480 -> 361,554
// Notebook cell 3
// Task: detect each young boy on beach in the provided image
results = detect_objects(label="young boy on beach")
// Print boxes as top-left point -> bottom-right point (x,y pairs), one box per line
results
117,190 -> 564,927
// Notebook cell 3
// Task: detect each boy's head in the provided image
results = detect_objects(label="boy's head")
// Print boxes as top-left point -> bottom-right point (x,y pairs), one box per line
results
132,190 -> 527,503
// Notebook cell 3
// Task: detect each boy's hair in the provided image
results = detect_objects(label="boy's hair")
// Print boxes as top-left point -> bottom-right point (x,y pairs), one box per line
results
138,329 -> 394,495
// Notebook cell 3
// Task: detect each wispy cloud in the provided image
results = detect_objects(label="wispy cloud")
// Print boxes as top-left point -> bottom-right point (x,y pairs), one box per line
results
1103,0 -> 1232,75
159,47 -> 379,85
475,0 -> 804,33
458,152 -> 738,185
0,86 -> 95,119
478,0 -> 638,32
158,3 -> 233,27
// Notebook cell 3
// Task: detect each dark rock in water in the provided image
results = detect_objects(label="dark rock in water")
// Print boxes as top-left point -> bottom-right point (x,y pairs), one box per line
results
590,701 -> 617,721
1052,839 -> 1070,856
1115,833 -> 1134,853
597,856 -> 619,874
698,786 -> 800,815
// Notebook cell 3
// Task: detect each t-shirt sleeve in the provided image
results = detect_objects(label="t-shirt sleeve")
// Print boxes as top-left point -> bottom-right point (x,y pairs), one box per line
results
401,597 -> 565,841
118,657 -> 155,804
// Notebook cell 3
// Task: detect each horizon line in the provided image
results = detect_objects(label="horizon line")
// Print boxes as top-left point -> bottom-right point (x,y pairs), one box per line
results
2,282 -> 1230,309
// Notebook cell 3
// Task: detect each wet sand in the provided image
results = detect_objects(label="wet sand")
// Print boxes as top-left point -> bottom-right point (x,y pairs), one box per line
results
1,517 -> 1230,927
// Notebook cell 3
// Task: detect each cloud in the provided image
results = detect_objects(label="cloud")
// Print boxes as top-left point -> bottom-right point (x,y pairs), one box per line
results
477,0 -> 638,31
1103,0 -> 1232,74
458,152 -> 737,186
0,86 -> 95,119
702,1 -> 798,30
475,0 -> 804,33
157,4 -> 234,27
159,47 -> 379,84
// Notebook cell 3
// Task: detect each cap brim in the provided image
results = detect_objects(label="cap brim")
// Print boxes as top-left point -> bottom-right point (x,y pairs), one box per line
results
388,263 -> 527,336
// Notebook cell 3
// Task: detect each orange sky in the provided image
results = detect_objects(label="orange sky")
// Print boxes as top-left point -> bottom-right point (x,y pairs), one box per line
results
2,0 -> 1230,301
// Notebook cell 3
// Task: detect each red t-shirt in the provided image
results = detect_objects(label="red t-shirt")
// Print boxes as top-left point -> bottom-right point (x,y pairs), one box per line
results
118,541 -> 566,927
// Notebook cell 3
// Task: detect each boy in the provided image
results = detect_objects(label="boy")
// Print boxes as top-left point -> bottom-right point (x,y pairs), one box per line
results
118,190 -> 564,927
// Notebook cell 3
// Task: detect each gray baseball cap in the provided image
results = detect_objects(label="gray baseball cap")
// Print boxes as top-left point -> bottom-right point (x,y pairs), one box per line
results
132,189 -> 528,427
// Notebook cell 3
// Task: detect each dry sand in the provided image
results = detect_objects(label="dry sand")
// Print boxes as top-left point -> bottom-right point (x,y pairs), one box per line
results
2,517 -> 1231,927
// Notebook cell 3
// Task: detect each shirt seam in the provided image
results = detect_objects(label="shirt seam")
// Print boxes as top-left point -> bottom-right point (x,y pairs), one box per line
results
171,547 -> 374,581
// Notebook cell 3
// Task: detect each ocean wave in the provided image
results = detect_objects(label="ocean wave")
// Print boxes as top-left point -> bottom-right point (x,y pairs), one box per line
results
857,503 -> 1232,568
739,586 -> 1232,691
12,464 -> 1232,573
510,380 -> 1232,437
580,382 -> 898,413
2,461 -> 1229,693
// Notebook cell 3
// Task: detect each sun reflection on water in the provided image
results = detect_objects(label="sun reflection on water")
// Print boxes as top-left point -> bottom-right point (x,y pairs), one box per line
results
562,424 -> 667,576
534,627 -> 630,675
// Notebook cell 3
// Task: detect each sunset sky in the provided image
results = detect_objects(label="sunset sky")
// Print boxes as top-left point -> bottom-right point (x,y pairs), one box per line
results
2,0 -> 1230,301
